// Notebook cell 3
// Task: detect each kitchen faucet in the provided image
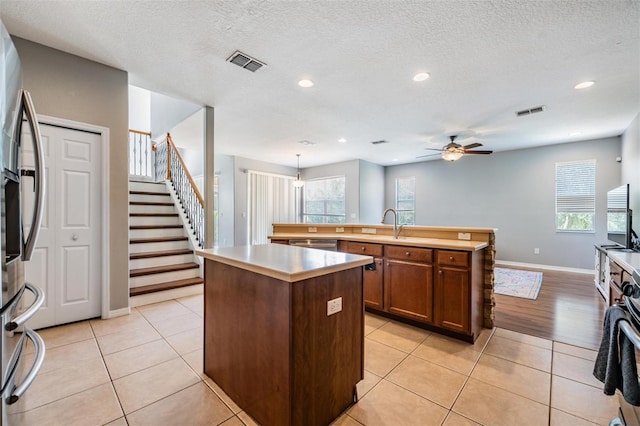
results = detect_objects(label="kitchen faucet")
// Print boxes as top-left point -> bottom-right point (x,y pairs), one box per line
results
381,208 -> 403,239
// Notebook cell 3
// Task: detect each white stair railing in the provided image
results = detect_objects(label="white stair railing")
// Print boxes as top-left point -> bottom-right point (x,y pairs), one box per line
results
129,130 -> 154,179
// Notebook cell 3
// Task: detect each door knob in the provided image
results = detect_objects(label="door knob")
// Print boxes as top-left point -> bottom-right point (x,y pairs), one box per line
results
72,234 -> 79,241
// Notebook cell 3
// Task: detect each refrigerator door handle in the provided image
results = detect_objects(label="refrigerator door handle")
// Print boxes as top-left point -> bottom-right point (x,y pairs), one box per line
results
6,328 -> 45,405
5,283 -> 45,331
21,89 -> 45,261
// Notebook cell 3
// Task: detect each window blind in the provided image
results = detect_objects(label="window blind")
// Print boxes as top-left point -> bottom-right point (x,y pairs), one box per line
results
555,160 -> 596,213
248,171 -> 296,245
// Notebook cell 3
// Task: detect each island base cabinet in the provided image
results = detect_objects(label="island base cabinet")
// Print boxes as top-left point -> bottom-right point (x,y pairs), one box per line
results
204,260 -> 364,426
384,259 -> 433,323
435,266 -> 470,334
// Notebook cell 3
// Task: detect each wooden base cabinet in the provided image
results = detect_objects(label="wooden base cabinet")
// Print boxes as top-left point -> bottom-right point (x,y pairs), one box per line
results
434,250 -> 484,340
435,266 -> 469,333
339,241 -> 484,342
342,242 -> 384,310
363,258 -> 384,309
385,259 -> 433,322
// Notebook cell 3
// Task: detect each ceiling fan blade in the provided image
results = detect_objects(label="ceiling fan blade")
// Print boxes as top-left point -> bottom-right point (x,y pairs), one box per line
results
463,142 -> 482,149
464,150 -> 493,155
416,153 -> 442,159
423,148 -> 443,152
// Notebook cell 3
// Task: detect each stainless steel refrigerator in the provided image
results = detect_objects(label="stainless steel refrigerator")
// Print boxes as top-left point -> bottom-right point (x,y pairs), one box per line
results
1,19 -> 46,425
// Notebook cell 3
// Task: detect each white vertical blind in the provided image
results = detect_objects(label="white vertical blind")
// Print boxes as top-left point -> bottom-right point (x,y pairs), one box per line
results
248,171 -> 296,245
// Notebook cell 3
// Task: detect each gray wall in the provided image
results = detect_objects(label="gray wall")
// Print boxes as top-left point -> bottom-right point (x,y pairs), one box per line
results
359,160 -> 386,224
622,113 -> 640,243
214,154 -> 235,247
384,137 -> 622,270
13,37 -> 130,311
233,156 -> 296,246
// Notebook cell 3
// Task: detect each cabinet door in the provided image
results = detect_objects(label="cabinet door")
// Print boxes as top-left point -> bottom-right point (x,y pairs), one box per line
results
364,258 -> 384,310
436,266 -> 470,334
385,260 -> 433,323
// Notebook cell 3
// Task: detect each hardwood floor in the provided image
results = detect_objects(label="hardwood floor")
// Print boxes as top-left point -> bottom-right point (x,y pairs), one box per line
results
493,266 -> 606,350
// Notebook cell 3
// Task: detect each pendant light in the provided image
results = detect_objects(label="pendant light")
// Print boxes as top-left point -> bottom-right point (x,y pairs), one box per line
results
292,154 -> 305,188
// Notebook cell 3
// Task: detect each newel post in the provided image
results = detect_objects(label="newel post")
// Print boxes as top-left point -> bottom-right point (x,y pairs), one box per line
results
166,133 -> 172,181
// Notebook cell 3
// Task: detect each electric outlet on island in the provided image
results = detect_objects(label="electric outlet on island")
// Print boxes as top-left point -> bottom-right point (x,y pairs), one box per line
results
534,248 -> 540,255
327,297 -> 342,316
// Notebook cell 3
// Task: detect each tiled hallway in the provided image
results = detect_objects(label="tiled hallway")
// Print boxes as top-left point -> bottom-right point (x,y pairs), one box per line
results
9,295 -> 619,425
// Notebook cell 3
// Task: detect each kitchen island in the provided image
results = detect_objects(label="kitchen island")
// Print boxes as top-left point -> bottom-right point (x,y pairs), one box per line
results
196,244 -> 373,426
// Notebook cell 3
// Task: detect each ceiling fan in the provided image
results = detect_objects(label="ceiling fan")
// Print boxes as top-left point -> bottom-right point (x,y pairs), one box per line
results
417,135 -> 493,162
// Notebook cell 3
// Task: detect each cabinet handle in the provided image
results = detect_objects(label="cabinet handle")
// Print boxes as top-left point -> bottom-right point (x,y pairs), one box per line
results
405,252 -> 410,256
361,247 -> 366,251
449,256 -> 454,261
439,270 -> 442,274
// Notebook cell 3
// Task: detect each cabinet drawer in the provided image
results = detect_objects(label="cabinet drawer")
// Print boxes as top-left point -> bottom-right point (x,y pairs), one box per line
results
437,250 -> 469,267
384,246 -> 432,263
609,261 -> 625,288
344,242 -> 383,257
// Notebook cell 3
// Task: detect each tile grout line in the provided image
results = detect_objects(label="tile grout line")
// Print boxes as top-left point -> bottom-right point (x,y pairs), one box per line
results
88,319 -> 130,425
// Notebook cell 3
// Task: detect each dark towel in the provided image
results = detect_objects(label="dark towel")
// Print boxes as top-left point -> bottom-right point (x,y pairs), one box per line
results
593,305 -> 640,405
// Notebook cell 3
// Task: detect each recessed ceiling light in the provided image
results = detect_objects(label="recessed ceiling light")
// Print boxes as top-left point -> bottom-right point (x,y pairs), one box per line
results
413,72 -> 430,82
392,158 -> 399,162
574,81 -> 595,89
338,138 -> 347,143
569,132 -> 582,137
298,79 -> 314,88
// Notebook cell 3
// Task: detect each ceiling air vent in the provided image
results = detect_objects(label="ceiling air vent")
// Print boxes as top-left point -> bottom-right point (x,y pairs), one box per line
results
516,105 -> 546,117
226,50 -> 266,72
371,140 -> 389,145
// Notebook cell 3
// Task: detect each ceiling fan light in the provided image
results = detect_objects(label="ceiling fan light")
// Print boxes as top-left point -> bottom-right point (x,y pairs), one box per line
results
442,150 -> 463,162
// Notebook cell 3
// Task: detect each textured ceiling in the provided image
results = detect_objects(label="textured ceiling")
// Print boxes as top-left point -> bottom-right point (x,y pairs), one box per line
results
1,0 -> 639,167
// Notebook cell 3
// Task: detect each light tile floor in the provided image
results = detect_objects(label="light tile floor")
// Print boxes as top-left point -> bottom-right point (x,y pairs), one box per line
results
8,295 -> 620,426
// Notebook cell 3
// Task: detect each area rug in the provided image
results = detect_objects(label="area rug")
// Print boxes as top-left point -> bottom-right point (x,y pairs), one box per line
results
494,267 -> 543,299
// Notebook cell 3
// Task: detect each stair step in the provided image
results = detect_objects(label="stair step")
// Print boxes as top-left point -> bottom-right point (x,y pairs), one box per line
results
130,236 -> 188,244
130,277 -> 203,297
130,201 -> 175,206
130,249 -> 194,260
130,213 -> 179,217
129,191 -> 170,197
130,262 -> 199,277
130,225 -> 183,230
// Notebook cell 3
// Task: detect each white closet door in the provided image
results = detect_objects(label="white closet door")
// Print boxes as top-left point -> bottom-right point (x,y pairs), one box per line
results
22,123 -> 102,329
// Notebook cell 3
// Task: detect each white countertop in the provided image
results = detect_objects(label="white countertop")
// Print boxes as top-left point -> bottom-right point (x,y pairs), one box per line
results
269,233 -> 488,251
197,244 -> 373,282
608,250 -> 640,274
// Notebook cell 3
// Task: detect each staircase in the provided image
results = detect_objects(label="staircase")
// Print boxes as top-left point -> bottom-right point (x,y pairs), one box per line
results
129,180 -> 203,304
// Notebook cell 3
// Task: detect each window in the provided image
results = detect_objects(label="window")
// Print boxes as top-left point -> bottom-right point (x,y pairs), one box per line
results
303,176 -> 346,223
395,177 -> 415,225
555,160 -> 596,232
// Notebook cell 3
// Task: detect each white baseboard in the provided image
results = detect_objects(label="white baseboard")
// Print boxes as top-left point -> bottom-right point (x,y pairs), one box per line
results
129,284 -> 204,308
106,307 -> 131,319
496,260 -> 594,275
